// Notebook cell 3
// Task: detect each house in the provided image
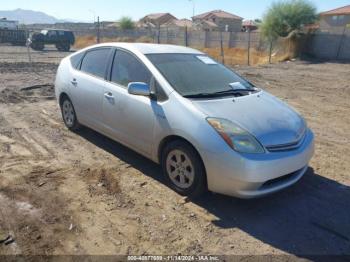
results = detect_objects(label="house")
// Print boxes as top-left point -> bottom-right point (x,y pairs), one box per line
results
139,13 -> 177,28
193,20 -> 218,31
192,10 -> 243,32
242,20 -> 258,32
162,19 -> 193,30
319,5 -> 350,31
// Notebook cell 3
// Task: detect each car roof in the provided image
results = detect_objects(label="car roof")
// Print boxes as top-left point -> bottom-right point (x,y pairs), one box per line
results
86,42 -> 204,55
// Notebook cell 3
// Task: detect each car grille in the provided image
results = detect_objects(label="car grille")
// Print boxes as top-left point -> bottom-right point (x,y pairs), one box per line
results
266,131 -> 306,152
261,168 -> 303,189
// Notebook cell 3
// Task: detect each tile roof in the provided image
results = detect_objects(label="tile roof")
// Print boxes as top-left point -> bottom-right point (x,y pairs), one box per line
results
242,20 -> 257,26
168,19 -> 193,27
193,10 -> 242,20
142,13 -> 177,20
201,20 -> 218,28
320,5 -> 350,16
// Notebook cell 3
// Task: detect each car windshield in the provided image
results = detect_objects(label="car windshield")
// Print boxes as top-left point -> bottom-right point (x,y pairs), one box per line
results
146,53 -> 255,97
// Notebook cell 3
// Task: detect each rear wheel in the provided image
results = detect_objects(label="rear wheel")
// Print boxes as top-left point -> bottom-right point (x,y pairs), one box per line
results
60,96 -> 81,131
162,140 -> 206,198
62,42 -> 71,52
55,43 -> 63,51
56,42 -> 70,51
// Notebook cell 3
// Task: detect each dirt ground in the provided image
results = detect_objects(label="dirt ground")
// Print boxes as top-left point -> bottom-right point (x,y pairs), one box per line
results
0,46 -> 349,258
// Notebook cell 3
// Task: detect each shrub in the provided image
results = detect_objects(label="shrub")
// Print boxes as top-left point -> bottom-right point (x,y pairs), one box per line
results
261,0 -> 317,40
119,16 -> 135,30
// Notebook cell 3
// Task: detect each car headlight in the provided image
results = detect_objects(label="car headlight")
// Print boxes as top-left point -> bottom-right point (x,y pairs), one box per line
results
207,117 -> 265,154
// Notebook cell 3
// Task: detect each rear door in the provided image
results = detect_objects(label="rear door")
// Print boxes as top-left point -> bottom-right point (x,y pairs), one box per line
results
102,49 -> 157,155
69,47 -> 113,128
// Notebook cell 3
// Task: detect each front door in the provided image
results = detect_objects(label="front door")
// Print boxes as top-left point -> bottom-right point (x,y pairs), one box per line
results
102,49 -> 157,155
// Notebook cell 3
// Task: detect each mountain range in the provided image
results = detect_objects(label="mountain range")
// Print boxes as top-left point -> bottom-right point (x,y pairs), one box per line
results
0,9 -> 73,24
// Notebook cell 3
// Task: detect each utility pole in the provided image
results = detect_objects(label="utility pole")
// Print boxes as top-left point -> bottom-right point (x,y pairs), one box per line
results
188,0 -> 195,18
97,16 -> 100,43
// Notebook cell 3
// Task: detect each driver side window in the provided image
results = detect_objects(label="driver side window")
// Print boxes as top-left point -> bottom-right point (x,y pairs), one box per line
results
111,49 -> 152,88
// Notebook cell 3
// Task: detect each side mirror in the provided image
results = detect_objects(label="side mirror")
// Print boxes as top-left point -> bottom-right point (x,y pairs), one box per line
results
127,82 -> 150,97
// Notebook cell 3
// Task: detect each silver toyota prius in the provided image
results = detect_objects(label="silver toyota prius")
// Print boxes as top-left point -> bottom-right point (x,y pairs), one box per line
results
55,43 -> 314,198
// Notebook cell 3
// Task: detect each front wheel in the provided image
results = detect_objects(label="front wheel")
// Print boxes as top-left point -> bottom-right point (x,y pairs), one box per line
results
60,96 -> 81,131
31,42 -> 44,51
162,140 -> 207,198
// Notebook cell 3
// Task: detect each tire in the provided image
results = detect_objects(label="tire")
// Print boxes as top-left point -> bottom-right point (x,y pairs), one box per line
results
31,42 -> 44,51
55,44 -> 63,51
162,140 -> 207,198
62,43 -> 71,52
60,96 -> 81,131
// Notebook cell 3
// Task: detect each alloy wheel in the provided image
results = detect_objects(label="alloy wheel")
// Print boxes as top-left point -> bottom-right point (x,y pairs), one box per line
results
166,149 -> 195,189
62,100 -> 75,127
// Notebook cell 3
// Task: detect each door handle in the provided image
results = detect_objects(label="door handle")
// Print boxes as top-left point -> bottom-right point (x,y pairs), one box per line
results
71,79 -> 77,86
104,92 -> 114,99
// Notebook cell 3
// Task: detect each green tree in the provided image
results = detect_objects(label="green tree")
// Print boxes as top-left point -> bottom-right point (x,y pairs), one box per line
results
261,0 -> 317,39
119,16 -> 135,30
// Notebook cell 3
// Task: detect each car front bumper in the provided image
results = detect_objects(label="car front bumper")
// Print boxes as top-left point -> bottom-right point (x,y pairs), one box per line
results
201,129 -> 315,198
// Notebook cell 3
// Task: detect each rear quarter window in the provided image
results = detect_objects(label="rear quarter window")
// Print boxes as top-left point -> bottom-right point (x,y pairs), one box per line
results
70,52 -> 84,69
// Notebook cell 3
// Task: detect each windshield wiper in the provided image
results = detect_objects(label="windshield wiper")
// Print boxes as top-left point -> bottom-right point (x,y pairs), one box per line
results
183,93 -> 219,98
214,88 -> 257,94
183,88 -> 257,98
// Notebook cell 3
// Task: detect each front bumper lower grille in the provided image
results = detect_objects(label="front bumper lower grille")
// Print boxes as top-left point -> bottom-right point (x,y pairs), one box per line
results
266,131 -> 306,152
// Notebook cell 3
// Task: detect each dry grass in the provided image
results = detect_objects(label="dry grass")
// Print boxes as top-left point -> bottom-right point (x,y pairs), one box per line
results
201,47 -> 291,66
74,35 -> 153,49
74,35 -> 291,66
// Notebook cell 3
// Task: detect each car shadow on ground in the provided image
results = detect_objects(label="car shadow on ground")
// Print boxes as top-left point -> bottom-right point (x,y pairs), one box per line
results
76,126 -> 350,257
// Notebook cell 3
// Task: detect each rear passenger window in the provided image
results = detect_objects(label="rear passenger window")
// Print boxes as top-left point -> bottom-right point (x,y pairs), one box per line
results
70,52 -> 84,69
81,48 -> 111,78
111,50 -> 151,87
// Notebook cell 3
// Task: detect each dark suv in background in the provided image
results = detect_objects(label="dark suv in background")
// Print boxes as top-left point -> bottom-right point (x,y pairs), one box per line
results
30,29 -> 75,52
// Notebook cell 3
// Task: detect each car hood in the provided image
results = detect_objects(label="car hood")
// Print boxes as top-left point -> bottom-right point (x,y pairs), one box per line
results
190,91 -> 305,146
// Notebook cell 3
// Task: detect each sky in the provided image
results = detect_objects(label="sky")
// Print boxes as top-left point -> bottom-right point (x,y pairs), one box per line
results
1,0 -> 350,22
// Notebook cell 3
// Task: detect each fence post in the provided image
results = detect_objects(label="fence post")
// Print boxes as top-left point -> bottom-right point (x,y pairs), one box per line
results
96,16 -> 100,43
336,25 -> 347,59
220,30 -> 224,64
228,31 -> 233,48
153,29 -> 157,43
166,27 -> 169,44
247,29 -> 251,66
269,39 -> 273,64
157,25 -> 160,44
204,30 -> 208,48
26,39 -> 32,63
185,26 -> 188,47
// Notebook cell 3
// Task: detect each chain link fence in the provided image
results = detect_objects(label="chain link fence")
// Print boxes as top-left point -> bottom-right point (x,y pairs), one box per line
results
1,25 -> 299,67
72,26 -> 293,66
